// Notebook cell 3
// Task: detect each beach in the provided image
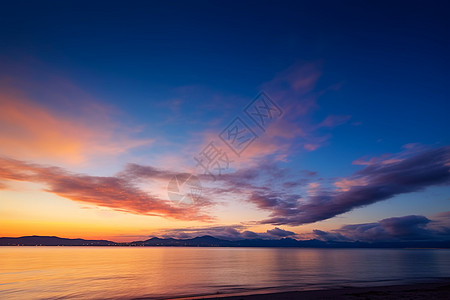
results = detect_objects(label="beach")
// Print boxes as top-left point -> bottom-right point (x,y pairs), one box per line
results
186,280 -> 450,300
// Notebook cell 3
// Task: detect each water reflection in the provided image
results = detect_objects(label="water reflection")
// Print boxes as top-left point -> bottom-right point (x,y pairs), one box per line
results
1,247 -> 449,299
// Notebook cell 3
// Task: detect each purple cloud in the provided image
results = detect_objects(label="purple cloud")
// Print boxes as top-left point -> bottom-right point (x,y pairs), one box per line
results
156,225 -> 296,240
0,157 -> 213,221
256,146 -> 450,226
266,227 -> 296,237
313,214 -> 450,242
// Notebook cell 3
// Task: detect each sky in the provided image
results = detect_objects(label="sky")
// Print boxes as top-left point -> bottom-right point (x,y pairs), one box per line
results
0,1 -> 449,243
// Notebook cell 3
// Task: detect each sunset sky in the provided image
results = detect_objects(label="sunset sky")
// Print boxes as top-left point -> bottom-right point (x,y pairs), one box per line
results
0,1 -> 449,242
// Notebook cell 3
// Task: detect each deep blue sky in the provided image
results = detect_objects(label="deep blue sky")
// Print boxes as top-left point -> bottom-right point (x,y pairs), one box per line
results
2,1 -> 448,141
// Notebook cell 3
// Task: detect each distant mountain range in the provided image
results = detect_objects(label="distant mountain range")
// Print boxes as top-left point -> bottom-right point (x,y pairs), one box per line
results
0,236 -> 115,246
1,235 -> 450,248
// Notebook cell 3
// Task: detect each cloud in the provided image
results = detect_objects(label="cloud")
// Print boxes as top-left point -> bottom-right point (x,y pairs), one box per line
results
118,163 -> 179,181
149,145 -> 449,228
157,225 -> 248,240
334,178 -> 367,192
0,157 -> 213,221
143,213 -> 449,242
253,62 -> 350,157
254,146 -> 450,226
318,115 -> 351,128
156,225 -> 296,240
0,75 -> 152,166
188,62 -> 350,171
266,62 -> 322,96
313,214 -> 450,242
304,144 -> 321,151
266,227 -> 296,237
312,229 -> 350,242
353,154 -> 403,166
352,143 -> 427,166
307,182 -> 321,196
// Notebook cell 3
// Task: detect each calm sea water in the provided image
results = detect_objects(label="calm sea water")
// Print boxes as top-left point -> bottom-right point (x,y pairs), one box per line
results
1,247 -> 449,299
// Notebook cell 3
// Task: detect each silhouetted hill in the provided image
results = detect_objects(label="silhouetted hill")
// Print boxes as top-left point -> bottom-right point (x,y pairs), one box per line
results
0,236 -> 115,246
125,236 -> 450,248
1,235 -> 449,248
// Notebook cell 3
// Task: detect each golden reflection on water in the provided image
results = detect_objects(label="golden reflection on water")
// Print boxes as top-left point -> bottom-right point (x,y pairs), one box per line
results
1,247 -> 449,299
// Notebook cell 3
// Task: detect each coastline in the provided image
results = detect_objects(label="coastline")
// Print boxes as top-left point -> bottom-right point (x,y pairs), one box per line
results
171,280 -> 450,300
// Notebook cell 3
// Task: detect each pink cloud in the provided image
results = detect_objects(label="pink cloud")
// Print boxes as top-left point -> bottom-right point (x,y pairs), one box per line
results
304,144 -> 320,151
307,182 -> 320,196
178,62 -> 350,171
318,115 -> 351,128
257,146 -> 450,226
334,178 -> 367,192
0,157 -> 214,221
353,144 -> 429,166
0,79 -> 152,166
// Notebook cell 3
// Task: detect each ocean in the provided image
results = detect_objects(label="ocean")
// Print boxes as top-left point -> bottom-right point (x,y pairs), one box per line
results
1,247 -> 449,299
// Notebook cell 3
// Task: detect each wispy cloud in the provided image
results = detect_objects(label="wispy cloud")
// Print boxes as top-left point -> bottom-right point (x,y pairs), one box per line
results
318,115 -> 352,128
352,143 -> 428,166
188,62 -> 350,170
0,75 -> 152,166
62,145 -> 447,227
0,157 -> 213,221
123,213 -> 449,242
190,146 -> 449,227
313,213 -> 450,242
155,225 -> 296,240
256,146 -> 450,226
255,61 -> 350,157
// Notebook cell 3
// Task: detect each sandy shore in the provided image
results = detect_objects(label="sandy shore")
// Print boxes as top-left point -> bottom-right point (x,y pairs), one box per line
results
177,280 -> 450,300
